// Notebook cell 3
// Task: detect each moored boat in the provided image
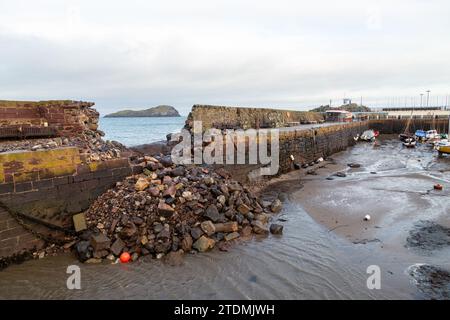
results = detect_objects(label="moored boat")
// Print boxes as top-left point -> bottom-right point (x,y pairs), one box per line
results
437,115 -> 450,155
399,133 -> 414,142
403,138 -> 416,148
426,129 -> 439,140
437,144 -> 450,154
360,130 -> 376,142
414,130 -> 426,141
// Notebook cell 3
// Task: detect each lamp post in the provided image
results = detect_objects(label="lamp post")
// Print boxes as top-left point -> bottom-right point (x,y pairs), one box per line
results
426,90 -> 431,107
420,93 -> 424,108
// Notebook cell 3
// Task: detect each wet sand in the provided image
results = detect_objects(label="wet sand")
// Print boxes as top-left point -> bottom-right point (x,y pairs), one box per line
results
291,138 -> 450,244
263,137 -> 450,298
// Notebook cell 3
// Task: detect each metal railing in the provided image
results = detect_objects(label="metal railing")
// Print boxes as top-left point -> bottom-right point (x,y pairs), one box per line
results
0,126 -> 57,139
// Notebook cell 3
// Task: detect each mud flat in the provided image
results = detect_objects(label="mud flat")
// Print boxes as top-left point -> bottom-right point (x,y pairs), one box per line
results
266,137 -> 450,299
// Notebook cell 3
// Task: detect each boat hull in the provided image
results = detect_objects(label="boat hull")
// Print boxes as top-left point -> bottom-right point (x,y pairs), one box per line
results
438,145 -> 450,154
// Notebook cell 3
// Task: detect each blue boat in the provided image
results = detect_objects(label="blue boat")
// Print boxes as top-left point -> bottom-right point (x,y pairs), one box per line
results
415,130 -> 427,139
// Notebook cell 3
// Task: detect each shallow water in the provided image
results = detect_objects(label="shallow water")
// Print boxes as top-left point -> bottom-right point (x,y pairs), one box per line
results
0,200 -> 403,300
1,139 -> 450,299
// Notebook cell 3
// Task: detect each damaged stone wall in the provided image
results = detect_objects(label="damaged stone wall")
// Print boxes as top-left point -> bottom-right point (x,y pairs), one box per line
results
0,100 -> 138,259
0,147 -> 140,258
0,100 -> 99,137
185,104 -> 325,131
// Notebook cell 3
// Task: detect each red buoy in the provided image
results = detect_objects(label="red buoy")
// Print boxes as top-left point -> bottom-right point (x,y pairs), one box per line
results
120,252 -> 131,263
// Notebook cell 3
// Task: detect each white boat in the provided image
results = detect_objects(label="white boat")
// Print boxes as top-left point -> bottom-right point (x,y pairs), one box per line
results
426,130 -> 438,140
360,130 -> 378,142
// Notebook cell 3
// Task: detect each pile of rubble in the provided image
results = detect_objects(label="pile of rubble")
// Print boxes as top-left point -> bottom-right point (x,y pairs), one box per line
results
0,129 -> 127,163
75,156 -> 284,264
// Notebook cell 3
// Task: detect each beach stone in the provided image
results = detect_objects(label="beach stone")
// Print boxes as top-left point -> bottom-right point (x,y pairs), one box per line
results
163,185 -> 177,198
193,236 -> 215,252
75,240 -> 91,261
164,250 -> 184,266
235,213 -> 245,224
110,238 -> 125,256
214,222 -> 238,233
241,225 -> 253,237
160,155 -> 173,167
217,195 -> 226,205
120,223 -> 137,238
335,172 -> 347,177
181,235 -> 193,251
182,191 -> 193,200
347,163 -> 361,168
155,241 -> 171,253
140,235 -> 149,245
270,224 -> 284,235
224,232 -> 240,241
148,187 -> 160,197
135,177 -> 149,191
72,213 -> 87,232
157,225 -> 171,239
252,220 -> 269,235
171,166 -> 185,177
255,213 -> 270,224
163,176 -> 173,184
200,221 -> 216,236
106,254 -> 116,261
158,201 -> 175,217
212,232 -> 225,242
270,199 -> 282,213
190,227 -> 204,240
237,203 -> 251,215
153,222 -> 163,233
204,204 -> 220,222
90,233 -> 110,251
203,177 -> 215,186
131,216 -> 144,225
85,258 -> 102,264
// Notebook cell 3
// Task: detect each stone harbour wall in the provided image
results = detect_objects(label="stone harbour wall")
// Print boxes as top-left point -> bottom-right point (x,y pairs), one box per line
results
185,104 -> 324,130
369,118 -> 449,134
217,122 -> 369,182
277,122 -> 368,173
0,100 -> 99,137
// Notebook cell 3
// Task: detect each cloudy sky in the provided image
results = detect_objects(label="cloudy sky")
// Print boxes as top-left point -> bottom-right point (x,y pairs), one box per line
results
1,0 -> 449,115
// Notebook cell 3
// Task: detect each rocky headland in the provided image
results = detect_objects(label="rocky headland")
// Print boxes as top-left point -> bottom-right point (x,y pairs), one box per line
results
104,105 -> 180,118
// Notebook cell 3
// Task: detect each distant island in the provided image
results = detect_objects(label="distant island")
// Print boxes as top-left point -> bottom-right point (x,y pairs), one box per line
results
310,103 -> 371,113
104,105 -> 181,117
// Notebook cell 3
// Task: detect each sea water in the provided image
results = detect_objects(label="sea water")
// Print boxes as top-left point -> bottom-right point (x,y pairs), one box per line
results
99,117 -> 186,147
